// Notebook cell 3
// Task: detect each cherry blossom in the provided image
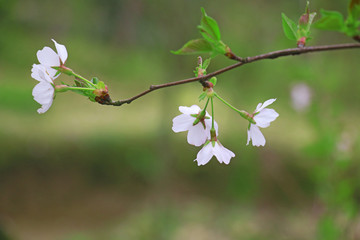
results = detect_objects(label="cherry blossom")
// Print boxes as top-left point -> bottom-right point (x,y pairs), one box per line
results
247,98 -> 279,147
195,140 -> 235,166
36,39 -> 68,78
172,105 -> 218,146
31,64 -> 55,114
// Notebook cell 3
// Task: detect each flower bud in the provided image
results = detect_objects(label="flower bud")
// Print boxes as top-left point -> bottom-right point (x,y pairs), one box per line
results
299,13 -> 309,26
297,37 -> 306,48
55,84 -> 69,93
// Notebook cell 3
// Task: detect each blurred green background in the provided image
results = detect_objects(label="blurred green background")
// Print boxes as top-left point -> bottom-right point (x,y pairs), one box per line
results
1,0 -> 360,239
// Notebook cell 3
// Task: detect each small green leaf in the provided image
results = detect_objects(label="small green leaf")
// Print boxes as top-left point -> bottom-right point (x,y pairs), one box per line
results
349,0 -> 360,19
91,77 -> 99,84
209,77 -> 217,87
171,39 -> 213,55
306,12 -> 317,32
282,13 -> 298,40
202,58 -> 211,70
314,9 -> 345,31
96,81 -> 106,90
198,92 -> 207,102
198,8 -> 221,42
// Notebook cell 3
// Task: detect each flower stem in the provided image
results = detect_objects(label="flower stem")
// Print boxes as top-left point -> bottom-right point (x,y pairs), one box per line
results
201,98 -> 210,115
73,73 -> 97,88
211,97 -> 214,129
214,93 -> 250,121
64,86 -> 95,91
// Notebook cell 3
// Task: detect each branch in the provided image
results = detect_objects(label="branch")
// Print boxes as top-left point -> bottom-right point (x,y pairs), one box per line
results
100,42 -> 360,106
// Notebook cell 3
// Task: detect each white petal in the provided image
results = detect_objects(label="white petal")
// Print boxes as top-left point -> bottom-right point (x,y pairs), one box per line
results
52,39 -> 68,64
254,109 -> 279,128
195,143 -> 214,166
255,103 -> 263,112
213,142 -> 235,164
179,105 -> 201,115
31,64 -> 44,82
249,124 -> 266,146
172,114 -> 194,133
247,128 -> 251,145
32,82 -> 54,103
256,98 -> 277,112
45,67 -> 58,79
37,101 -> 53,114
32,82 -> 54,114
187,124 -> 208,146
37,46 -> 60,67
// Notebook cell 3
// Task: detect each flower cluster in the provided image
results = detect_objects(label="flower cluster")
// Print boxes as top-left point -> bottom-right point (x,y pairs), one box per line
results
172,104 -> 235,166
172,93 -> 279,166
31,39 -> 68,114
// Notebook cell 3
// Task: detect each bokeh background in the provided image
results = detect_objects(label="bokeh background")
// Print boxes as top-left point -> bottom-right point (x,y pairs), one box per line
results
1,0 -> 360,239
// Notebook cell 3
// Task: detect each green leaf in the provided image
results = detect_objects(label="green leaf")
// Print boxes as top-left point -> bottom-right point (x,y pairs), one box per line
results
306,12 -> 317,32
349,0 -> 360,19
198,92 -> 207,102
198,8 -> 221,42
202,58 -> 211,70
281,13 -> 298,40
209,77 -> 217,87
171,39 -> 213,55
96,80 -> 106,90
314,9 -> 345,31
91,77 -> 99,84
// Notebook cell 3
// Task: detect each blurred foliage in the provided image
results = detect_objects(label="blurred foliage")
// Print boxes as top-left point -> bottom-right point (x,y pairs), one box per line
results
0,0 -> 360,239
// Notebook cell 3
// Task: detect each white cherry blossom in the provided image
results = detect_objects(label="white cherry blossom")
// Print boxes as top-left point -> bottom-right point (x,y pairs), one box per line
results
195,140 -> 235,166
172,105 -> 218,146
36,39 -> 68,78
247,98 -> 279,147
31,64 -> 55,114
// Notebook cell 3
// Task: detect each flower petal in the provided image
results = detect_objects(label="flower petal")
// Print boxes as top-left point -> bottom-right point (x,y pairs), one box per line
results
31,64 -> 45,82
195,143 -> 213,166
52,39 -> 68,64
248,124 -> 266,147
37,101 -> 53,114
32,81 -> 54,114
179,105 -> 201,115
187,124 -> 208,146
32,81 -> 54,103
254,108 -> 279,128
213,142 -> 235,164
256,98 -> 276,112
255,103 -> 263,112
37,46 -> 60,67
172,114 -> 194,133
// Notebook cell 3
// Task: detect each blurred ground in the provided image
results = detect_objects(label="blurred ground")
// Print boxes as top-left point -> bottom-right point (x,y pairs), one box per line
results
1,0 -> 360,239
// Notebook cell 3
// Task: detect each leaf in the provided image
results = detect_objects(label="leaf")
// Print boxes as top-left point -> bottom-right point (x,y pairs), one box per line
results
171,39 -> 213,55
306,12 -> 317,32
96,80 -> 106,90
314,9 -> 345,31
198,92 -> 207,102
202,58 -> 211,70
281,13 -> 298,40
299,12 -> 317,38
198,8 -> 221,42
349,0 -> 360,19
91,77 -> 99,84
209,77 -> 217,87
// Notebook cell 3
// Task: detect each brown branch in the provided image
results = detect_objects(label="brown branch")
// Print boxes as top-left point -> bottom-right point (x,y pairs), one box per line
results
100,42 -> 360,106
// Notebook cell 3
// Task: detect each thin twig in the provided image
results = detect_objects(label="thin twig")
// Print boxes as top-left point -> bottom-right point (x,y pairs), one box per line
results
100,42 -> 360,106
